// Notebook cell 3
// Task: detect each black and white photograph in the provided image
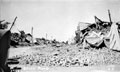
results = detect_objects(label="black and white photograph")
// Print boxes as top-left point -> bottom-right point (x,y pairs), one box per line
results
0,0 -> 120,72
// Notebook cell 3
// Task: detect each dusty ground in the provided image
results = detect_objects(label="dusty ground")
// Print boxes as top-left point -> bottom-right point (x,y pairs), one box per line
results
8,45 -> 120,72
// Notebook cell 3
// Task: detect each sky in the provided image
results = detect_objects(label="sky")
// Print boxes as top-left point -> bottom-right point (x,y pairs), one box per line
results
0,0 -> 120,41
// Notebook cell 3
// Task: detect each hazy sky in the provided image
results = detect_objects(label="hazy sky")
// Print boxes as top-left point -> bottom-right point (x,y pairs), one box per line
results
0,0 -> 120,41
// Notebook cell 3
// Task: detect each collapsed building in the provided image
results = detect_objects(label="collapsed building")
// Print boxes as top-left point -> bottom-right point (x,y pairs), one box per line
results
10,30 -> 35,47
35,38 -> 66,47
74,15 -> 120,51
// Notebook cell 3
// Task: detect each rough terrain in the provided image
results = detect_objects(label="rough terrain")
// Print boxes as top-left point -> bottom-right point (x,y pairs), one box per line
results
8,45 -> 120,72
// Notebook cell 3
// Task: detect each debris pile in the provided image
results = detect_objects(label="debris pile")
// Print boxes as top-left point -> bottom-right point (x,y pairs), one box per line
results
74,17 -> 111,47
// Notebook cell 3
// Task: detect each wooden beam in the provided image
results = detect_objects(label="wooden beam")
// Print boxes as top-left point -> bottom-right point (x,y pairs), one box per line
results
10,16 -> 17,30
108,10 -> 112,24
31,27 -> 34,45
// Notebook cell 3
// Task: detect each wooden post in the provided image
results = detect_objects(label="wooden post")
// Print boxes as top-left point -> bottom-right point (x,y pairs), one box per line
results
108,10 -> 112,24
31,27 -> 33,45
94,16 -> 98,29
10,17 -> 17,30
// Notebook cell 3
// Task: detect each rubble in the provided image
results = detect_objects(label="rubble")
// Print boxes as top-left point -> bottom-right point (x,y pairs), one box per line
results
9,46 -> 120,67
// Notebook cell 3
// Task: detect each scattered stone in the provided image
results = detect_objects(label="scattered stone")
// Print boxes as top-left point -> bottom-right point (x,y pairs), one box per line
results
9,45 -> 120,67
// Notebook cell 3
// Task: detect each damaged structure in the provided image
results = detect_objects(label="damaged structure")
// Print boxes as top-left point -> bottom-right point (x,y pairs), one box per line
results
74,10 -> 120,51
